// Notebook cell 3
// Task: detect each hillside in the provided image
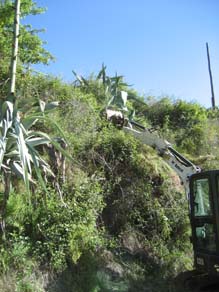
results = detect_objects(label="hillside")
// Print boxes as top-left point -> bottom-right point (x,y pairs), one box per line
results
1,1 -> 219,291
0,71 -> 219,291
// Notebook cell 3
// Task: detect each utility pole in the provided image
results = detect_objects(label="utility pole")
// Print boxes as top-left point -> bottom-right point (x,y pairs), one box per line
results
206,42 -> 216,109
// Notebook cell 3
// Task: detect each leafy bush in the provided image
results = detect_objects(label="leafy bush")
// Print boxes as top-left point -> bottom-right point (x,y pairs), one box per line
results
4,169 -> 105,272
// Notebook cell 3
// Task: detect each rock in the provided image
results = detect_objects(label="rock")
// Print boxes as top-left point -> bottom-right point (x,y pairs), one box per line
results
122,231 -> 143,255
99,250 -> 124,278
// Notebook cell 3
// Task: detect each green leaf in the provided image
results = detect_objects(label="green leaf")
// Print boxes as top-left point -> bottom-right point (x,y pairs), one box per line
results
14,117 -> 32,189
0,138 -> 6,167
29,130 -> 72,160
11,161 -> 33,182
22,116 -> 38,130
39,99 -> 46,112
28,116 -> 68,143
28,145 -> 48,191
2,101 -> 13,119
4,150 -> 19,158
44,101 -> 59,111
107,90 -> 128,112
26,136 -> 49,147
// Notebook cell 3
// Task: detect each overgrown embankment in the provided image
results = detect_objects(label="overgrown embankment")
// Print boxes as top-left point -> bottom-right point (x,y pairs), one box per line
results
1,70 -> 219,291
1,1 -> 219,291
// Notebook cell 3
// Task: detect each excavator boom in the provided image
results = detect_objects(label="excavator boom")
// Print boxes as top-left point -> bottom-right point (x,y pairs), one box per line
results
106,108 -> 200,194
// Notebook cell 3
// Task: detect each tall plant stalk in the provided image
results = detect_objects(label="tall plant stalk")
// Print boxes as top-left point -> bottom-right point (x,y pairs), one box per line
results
1,0 -> 20,233
9,0 -> 20,99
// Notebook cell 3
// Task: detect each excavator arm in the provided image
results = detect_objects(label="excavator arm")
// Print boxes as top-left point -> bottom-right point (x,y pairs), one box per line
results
106,108 -> 200,196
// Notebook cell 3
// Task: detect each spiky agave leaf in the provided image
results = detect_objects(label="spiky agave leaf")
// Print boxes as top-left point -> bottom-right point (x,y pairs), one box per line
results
10,161 -> 33,183
107,90 -> 128,112
25,136 -> 49,147
27,130 -> 71,160
72,70 -> 89,86
0,101 -> 14,167
97,63 -> 107,84
27,144 -> 54,190
13,116 -> 32,189
0,98 -> 68,191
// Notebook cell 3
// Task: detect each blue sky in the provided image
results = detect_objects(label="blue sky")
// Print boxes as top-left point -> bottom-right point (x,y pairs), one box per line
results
24,0 -> 219,108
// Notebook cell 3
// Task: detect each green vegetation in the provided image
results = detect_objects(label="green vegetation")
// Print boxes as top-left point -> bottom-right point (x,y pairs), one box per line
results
0,1 -> 219,291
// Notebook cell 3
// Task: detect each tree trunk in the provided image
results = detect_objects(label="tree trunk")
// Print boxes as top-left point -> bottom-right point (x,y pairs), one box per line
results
0,171 -> 11,234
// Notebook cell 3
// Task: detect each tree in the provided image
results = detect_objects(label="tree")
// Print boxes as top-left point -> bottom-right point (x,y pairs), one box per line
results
0,0 -> 65,235
0,0 -> 53,97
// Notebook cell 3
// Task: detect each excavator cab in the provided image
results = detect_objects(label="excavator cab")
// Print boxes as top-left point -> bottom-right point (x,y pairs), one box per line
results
190,170 -> 219,275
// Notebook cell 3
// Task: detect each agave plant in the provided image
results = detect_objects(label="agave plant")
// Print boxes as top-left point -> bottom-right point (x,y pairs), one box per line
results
0,0 -> 67,232
0,98 -> 65,228
72,64 -> 131,106
1,99 -> 60,183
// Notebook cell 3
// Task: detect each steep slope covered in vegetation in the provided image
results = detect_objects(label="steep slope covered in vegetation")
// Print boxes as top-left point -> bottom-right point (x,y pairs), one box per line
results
1,71 -> 219,291
1,1 -> 219,291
